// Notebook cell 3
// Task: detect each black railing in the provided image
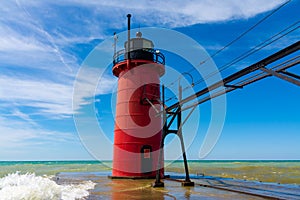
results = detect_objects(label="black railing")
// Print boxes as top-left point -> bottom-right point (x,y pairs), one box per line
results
113,48 -> 165,65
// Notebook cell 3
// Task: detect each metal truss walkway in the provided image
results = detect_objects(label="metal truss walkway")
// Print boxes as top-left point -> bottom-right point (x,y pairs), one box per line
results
154,41 -> 300,187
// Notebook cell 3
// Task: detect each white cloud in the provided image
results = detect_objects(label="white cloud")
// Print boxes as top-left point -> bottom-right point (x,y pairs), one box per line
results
0,1 -> 79,75
0,1 -> 118,119
11,108 -> 38,126
0,0 -> 290,117
0,75 -> 73,118
0,32 -> 47,52
0,0 -> 287,70
73,67 -> 117,112
0,71 -> 117,118
0,0 -> 291,159
45,0 -> 287,26
0,116 -> 77,154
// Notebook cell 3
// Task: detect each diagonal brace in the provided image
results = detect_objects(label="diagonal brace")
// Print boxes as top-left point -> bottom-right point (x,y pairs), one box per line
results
261,67 -> 300,86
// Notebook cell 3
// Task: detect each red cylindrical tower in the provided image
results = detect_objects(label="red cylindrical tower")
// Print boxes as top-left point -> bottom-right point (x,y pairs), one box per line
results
111,17 -> 165,178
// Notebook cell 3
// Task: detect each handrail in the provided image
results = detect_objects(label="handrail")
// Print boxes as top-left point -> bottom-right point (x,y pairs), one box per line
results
113,48 -> 165,65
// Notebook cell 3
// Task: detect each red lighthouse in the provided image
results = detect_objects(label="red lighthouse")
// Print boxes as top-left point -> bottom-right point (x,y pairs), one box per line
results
111,15 -> 165,178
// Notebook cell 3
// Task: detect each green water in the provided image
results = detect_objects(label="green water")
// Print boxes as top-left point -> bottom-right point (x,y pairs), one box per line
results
166,160 -> 300,184
1,160 -> 299,184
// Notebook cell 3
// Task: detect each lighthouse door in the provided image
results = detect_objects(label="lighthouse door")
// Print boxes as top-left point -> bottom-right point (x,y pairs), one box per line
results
141,145 -> 152,174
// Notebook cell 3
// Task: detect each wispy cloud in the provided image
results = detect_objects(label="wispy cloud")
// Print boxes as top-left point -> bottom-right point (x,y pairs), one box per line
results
73,67 -> 117,112
1,0 -> 286,72
0,0 -> 288,69
0,117 -> 78,149
11,108 -> 39,126
0,1 -> 117,120
44,0 -> 287,27
0,0 -> 291,159
0,72 -> 116,118
0,1 -> 81,74
0,75 -> 73,118
0,0 -> 290,118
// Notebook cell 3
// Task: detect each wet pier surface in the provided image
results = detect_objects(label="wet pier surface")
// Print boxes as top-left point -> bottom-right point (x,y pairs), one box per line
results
56,172 -> 300,199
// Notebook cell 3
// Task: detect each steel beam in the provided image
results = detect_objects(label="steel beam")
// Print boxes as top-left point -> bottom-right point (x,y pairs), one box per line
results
261,67 -> 300,86
279,70 -> 300,80
167,41 -> 300,111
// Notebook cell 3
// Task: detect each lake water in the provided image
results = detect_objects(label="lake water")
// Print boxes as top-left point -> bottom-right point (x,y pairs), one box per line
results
0,160 -> 299,199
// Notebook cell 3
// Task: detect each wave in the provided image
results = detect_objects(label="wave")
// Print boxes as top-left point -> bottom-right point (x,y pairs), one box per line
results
0,172 -> 95,200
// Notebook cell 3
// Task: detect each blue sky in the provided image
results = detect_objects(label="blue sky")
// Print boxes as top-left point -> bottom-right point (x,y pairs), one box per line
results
0,0 -> 299,161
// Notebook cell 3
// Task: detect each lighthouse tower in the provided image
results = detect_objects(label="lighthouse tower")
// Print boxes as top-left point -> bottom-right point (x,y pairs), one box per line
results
111,15 -> 165,178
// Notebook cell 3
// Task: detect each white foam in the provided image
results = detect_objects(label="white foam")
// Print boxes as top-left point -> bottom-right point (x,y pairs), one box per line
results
0,172 -> 95,200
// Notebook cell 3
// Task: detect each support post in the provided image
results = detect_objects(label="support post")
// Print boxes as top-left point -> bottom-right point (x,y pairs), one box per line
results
153,85 -> 166,187
178,84 -> 194,187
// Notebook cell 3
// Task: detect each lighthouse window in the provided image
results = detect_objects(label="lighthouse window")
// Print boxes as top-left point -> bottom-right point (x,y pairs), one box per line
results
143,148 -> 151,159
143,40 -> 153,49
